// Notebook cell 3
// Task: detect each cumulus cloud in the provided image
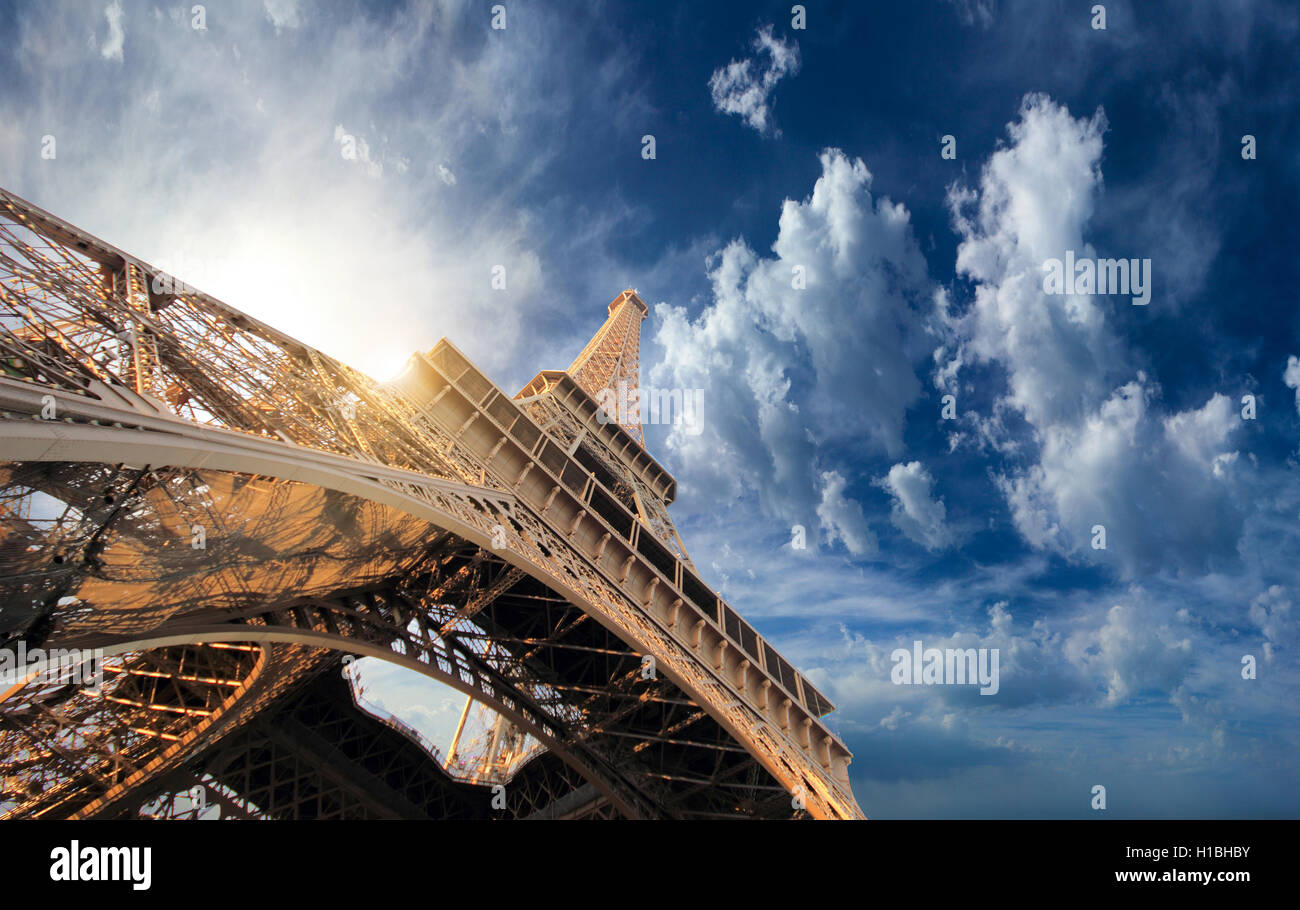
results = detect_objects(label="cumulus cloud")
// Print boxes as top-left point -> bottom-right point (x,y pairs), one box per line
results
1284,355 -> 1300,416
1069,603 -> 1195,706
826,590 -> 1214,723
878,461 -> 953,551
947,93 -> 1115,430
1163,390 -> 1238,467
437,163 -> 457,186
998,382 -> 1242,574
824,600 -> 1091,716
708,25 -> 800,134
100,1 -> 125,62
653,149 -> 933,531
817,470 -> 878,556
949,94 -> 1245,576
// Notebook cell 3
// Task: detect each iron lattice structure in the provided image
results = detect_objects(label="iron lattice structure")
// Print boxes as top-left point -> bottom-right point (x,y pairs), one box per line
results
0,187 -> 864,820
562,289 -> 647,444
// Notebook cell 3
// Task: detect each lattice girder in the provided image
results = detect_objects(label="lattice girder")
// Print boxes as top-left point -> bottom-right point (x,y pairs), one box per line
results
0,187 -> 863,820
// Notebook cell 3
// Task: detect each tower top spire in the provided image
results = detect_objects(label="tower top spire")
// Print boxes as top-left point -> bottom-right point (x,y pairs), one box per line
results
566,289 -> 648,444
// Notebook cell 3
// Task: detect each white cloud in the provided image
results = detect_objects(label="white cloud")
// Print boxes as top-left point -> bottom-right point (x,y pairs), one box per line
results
1163,390 -> 1237,466
817,470 -> 878,556
878,461 -> 952,551
264,0 -> 302,32
437,163 -> 457,186
333,124 -> 384,178
653,149 -> 933,530
1249,585 -> 1296,662
948,93 -> 1114,431
998,382 -> 1242,574
947,0 -> 997,28
1,2 -> 637,382
949,94 -> 1245,576
708,24 -> 800,135
879,705 -> 911,729
1284,355 -> 1300,416
101,1 -> 125,62
1068,603 -> 1195,706
822,587 -> 1227,726
824,599 -> 1091,714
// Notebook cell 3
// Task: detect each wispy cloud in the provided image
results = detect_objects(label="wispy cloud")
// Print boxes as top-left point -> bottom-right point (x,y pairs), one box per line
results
263,0 -> 302,33
708,24 -> 800,135
100,1 -> 125,62
1284,356 -> 1300,416
1,1 -> 655,382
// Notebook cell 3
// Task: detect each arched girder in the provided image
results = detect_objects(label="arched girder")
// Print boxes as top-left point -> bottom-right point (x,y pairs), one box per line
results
62,625 -> 653,819
0,395 -> 858,819
0,640 -> 275,819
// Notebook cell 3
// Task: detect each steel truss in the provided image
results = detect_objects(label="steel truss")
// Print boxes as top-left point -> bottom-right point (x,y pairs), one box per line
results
0,186 -> 863,820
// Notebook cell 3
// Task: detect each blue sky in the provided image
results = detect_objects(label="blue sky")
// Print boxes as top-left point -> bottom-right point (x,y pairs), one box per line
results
3,0 -> 1298,818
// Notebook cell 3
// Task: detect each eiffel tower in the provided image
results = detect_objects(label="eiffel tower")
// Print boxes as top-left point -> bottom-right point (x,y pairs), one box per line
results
0,187 -> 864,820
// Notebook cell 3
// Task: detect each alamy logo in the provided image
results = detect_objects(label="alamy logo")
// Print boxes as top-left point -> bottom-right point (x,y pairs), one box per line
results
49,841 -> 151,890
891,640 -> 1000,695
1042,251 -> 1152,305
595,381 -> 704,435
0,642 -> 104,689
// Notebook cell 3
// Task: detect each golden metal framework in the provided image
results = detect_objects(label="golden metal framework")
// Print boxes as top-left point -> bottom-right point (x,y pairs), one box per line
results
561,289 -> 648,443
0,187 -> 864,819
